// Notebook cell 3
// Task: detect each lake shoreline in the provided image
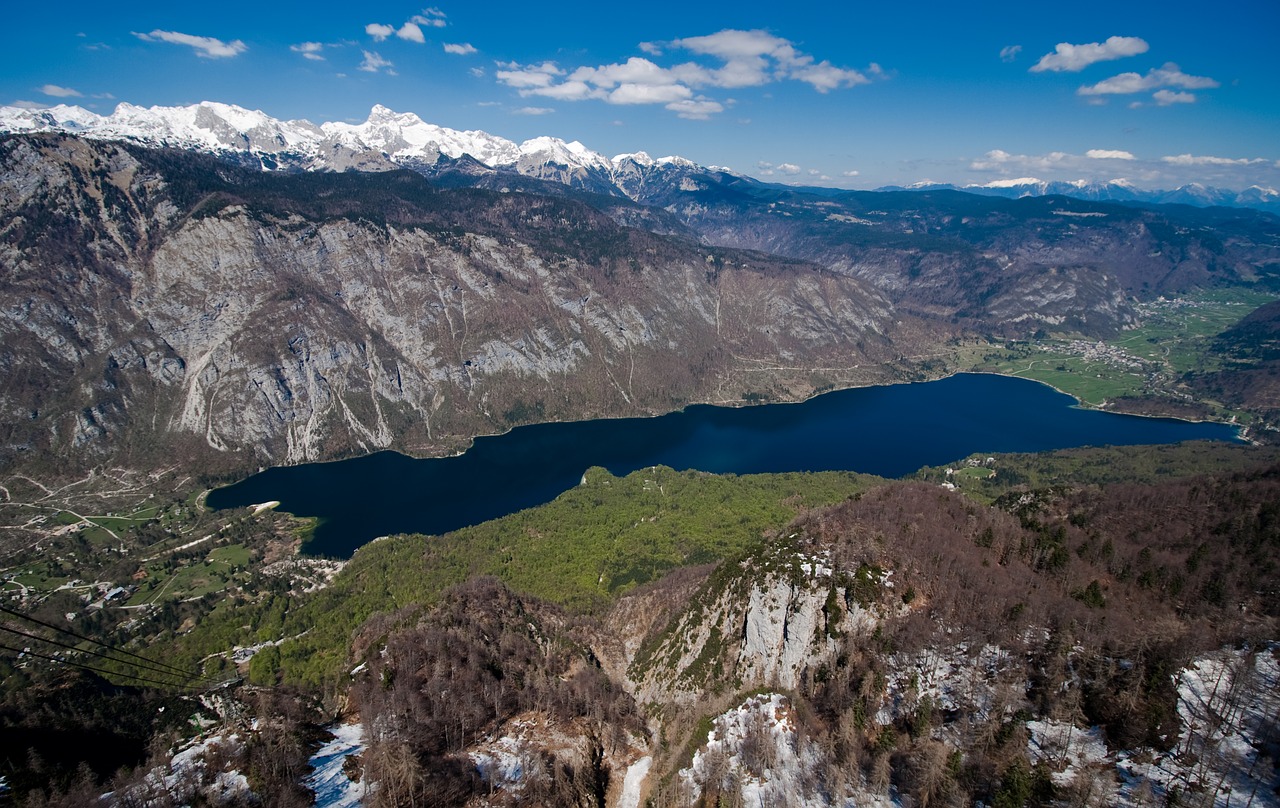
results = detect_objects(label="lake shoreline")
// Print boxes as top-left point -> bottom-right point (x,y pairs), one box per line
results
208,373 -> 1243,558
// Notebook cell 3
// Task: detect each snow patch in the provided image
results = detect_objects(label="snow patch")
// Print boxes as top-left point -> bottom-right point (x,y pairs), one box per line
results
306,722 -> 368,808
617,756 -> 651,808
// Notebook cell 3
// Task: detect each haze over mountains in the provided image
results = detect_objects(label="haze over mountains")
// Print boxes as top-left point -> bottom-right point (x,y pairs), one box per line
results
3,101 -> 1278,214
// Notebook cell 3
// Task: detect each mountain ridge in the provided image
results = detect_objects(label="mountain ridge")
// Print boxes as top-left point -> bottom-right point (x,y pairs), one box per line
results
3,100 -> 1277,214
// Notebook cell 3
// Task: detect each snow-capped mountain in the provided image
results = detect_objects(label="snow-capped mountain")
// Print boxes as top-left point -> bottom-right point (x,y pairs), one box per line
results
0,101 -> 718,202
3,101 -> 1277,213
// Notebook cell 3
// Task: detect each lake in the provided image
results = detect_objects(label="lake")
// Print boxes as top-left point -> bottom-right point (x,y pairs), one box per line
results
206,373 -> 1242,557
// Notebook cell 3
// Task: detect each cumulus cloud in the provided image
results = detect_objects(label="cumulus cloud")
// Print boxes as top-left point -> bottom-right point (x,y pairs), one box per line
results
495,28 -> 878,118
757,161 -> 798,174
290,42 -> 326,61
444,43 -> 477,55
1078,62 -> 1219,96
133,30 -> 247,59
842,169 -> 860,177
359,50 -> 395,74
1030,36 -> 1148,73
40,84 -> 82,97
1000,45 -> 1022,63
666,98 -> 724,119
1086,149 -> 1135,159
514,106 -> 553,115
495,61 -> 566,89
1153,89 -> 1196,105
368,10 -> 445,44
397,23 -> 425,43
610,82 -> 692,105
411,8 -> 448,28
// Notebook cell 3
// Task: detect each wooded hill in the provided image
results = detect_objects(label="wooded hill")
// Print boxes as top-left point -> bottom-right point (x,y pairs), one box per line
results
6,442 -> 1270,805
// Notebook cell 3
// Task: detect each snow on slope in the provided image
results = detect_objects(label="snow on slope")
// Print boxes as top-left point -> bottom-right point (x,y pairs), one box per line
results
0,101 -> 698,194
306,722 -> 368,808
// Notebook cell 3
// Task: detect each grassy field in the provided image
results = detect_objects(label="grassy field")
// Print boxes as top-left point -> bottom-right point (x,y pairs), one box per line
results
964,288 -> 1278,412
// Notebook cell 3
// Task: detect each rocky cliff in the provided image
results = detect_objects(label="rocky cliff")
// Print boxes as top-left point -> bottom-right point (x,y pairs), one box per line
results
0,134 -> 908,478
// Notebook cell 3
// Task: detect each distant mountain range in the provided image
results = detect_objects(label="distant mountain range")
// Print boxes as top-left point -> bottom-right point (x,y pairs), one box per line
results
883,177 -> 1280,214
3,101 -> 1277,214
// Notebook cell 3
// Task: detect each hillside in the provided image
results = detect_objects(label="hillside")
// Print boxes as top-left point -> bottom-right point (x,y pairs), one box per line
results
6,444 -> 1271,806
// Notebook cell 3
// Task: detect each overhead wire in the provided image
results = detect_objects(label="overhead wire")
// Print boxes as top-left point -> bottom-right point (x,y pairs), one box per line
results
0,641 -> 201,691
0,602 -> 213,683
0,623 -> 207,686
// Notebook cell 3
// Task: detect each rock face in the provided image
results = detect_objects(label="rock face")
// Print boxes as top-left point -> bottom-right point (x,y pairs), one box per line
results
622,546 -> 882,704
0,134 -> 905,477
5,131 -> 1279,480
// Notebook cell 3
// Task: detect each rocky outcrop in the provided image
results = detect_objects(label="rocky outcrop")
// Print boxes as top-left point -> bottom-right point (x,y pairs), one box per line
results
623,545 -> 885,704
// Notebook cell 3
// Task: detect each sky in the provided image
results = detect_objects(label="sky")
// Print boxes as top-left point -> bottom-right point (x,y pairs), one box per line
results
3,0 -> 1278,190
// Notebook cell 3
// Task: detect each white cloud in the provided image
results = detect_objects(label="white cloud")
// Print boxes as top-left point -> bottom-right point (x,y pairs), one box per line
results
842,169 -> 860,177
1162,154 -> 1269,166
40,84 -> 82,97
970,149 -> 1075,173
469,67 -> 486,78
369,10 -> 444,45
534,80 -> 602,101
495,61 -> 565,89
1030,36 -> 1148,73
611,82 -> 691,104
1077,62 -> 1219,95
666,98 -> 724,119
777,163 -> 801,175
411,8 -> 448,28
8,100 -> 45,110
1153,89 -> 1196,105
290,42 -> 326,61
1086,149 -> 1136,160
571,57 -> 677,89
133,30 -> 246,59
1000,45 -> 1022,63
673,29 -> 871,90
961,146 -> 1280,191
397,23 -> 425,43
444,43 -> 477,55
494,28 -> 877,118
514,106 -> 553,115
359,50 -> 394,74
792,61 -> 871,92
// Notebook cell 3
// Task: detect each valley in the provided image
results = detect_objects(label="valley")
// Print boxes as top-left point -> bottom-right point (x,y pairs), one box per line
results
0,115 -> 1278,807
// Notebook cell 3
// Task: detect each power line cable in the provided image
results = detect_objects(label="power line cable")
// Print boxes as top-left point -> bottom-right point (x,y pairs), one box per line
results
0,641 -> 200,691
0,603 -> 211,682
0,623 -> 203,686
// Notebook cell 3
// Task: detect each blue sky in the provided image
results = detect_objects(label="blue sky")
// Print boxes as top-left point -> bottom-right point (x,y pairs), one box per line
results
4,0 -> 1278,190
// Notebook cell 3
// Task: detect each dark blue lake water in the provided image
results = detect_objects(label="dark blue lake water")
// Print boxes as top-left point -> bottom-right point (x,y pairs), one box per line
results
206,373 -> 1242,557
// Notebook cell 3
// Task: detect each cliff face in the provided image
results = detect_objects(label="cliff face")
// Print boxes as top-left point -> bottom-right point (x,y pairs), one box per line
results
7,132 -> 1279,481
0,134 -> 906,477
